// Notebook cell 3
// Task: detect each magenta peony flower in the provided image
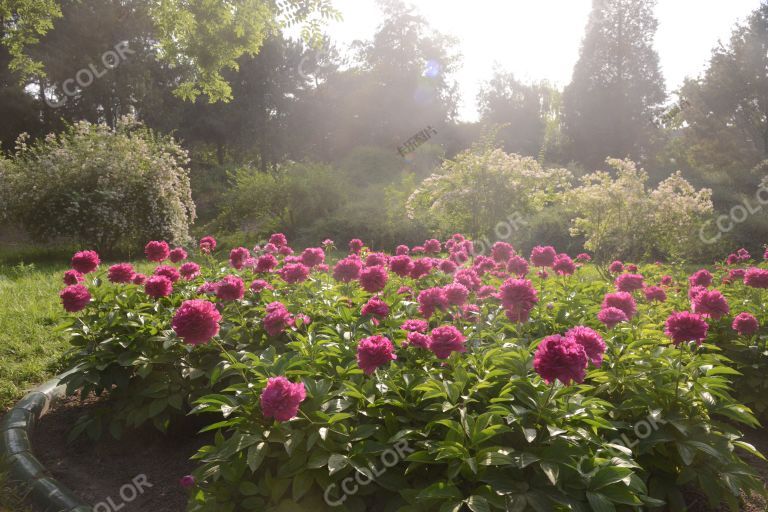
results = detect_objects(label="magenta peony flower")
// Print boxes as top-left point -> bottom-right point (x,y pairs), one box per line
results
361,296 -> 390,319
263,243 -> 278,254
443,283 -> 469,306
279,263 -> 310,284
253,254 -> 277,273
357,335 -> 396,374
422,239 -> 441,254
450,250 -> 469,265
688,285 -> 707,302
401,319 -> 429,333
732,312 -> 759,336
744,267 -> 768,288
364,252 -> 387,267
389,255 -> 414,277
169,247 -> 188,263
333,256 -> 362,282
626,264 -> 638,272
598,307 -> 629,329
428,325 -> 466,359
660,275 -> 673,286
301,247 -> 325,267
269,233 -> 288,248
506,255 -> 530,277
491,242 -> 515,263
664,311 -> 708,345
530,246 -> 556,267
397,285 -> 413,296
179,475 -> 196,488
575,253 -> 591,262
477,285 -> 497,299
565,326 -> 606,367
132,273 -> 147,285
63,269 -> 84,286
360,265 -> 388,293
199,236 -> 217,254
458,304 -> 481,322
438,259 -> 457,274
250,279 -> 271,292
260,377 -> 306,422
263,302 -> 293,336
418,287 -> 448,318
499,278 -> 538,322
406,331 -> 431,349
473,255 -> 496,275
197,281 -> 217,294
71,250 -> 100,274
279,245 -> 295,256
692,289 -> 729,320
108,263 -> 135,284
553,254 -> 576,276
348,238 -> 364,254
216,275 -> 245,301
154,264 -> 180,283
729,268 -> 746,280
60,285 -> 91,312
601,292 -> 637,319
229,247 -> 251,270
179,262 -> 201,280
689,269 -> 713,288
172,300 -> 221,345
145,275 -> 173,298
410,258 -> 434,279
608,261 -> 624,274
736,248 -> 751,261
454,268 -> 481,291
615,273 -> 645,292
144,241 -> 170,262
534,335 -> 588,385
643,286 -> 667,302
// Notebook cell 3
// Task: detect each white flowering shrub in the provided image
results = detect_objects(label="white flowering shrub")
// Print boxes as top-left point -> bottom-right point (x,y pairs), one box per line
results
1,117 -> 195,251
567,159 -> 713,262
406,143 -> 572,242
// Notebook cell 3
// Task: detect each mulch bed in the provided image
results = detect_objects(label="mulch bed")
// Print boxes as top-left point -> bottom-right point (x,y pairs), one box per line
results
29,397 -> 768,512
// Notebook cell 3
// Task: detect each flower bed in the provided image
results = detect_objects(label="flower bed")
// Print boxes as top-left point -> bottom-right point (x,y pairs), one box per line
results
53,236 -> 768,511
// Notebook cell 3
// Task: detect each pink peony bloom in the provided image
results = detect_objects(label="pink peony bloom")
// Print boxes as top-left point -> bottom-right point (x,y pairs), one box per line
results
454,268 -> 481,291
365,252 -> 389,267
154,265 -> 180,283
428,325 -> 466,359
732,312 -> 759,336
279,245 -> 294,256
643,286 -> 667,302
196,281 -> 217,294
60,285 -> 91,312
63,269 -> 84,286
169,247 -> 188,263
458,304 -> 481,322
333,256 -> 362,282
279,263 -> 310,284
608,261 -> 624,274
688,285 -> 707,302
689,269 -> 713,288
553,254 -> 576,276
263,302 -> 293,336
301,247 -> 325,267
250,279 -> 271,292
263,243 -> 278,254
660,275 -> 673,286
360,265 -> 388,293
144,241 -> 170,262
438,259 -> 457,274
736,248 -> 751,261
269,233 -> 288,248
255,254 -> 278,273
626,264 -> 638,272
692,289 -> 729,320
477,285 -> 497,299
410,258 -> 434,279
357,335 -> 396,374
473,255 -> 496,275
744,267 -> 768,288
132,274 -> 147,285
216,275 -> 245,301
499,278 -> 538,323
424,239 -> 442,254
729,268 -> 746,280
229,247 -> 251,270
260,377 -> 306,422
406,332 -> 431,349
491,242 -> 515,263
418,287 -> 449,318
172,300 -> 221,345
575,253 -> 591,262
601,292 -> 637,319
361,296 -> 390,319
179,475 -> 196,488
615,273 -> 645,292
565,326 -> 606,367
348,238 -> 364,254
389,255 -> 414,277
443,283 -> 469,306
71,250 -> 100,274
450,250 -> 469,265
534,335 -> 588,385
530,246 -> 556,267
199,236 -> 217,254
395,245 -> 410,255
108,263 -> 135,284
506,255 -> 530,277
145,275 -> 173,298
179,262 -> 201,280
397,285 -> 413,296
598,307 -> 628,329
664,311 -> 708,345
401,319 -> 429,333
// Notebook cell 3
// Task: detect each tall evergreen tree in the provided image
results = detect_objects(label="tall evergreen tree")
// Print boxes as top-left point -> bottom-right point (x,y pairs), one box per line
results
563,0 -> 665,169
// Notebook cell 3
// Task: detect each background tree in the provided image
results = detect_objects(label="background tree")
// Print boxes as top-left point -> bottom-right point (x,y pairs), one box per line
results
562,0 -> 666,169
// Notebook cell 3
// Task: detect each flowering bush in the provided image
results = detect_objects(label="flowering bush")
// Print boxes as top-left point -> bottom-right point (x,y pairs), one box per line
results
1,117 -> 195,252
56,236 -> 768,511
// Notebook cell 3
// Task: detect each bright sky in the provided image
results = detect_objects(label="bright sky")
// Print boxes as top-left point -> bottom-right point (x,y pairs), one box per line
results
322,0 -> 760,121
